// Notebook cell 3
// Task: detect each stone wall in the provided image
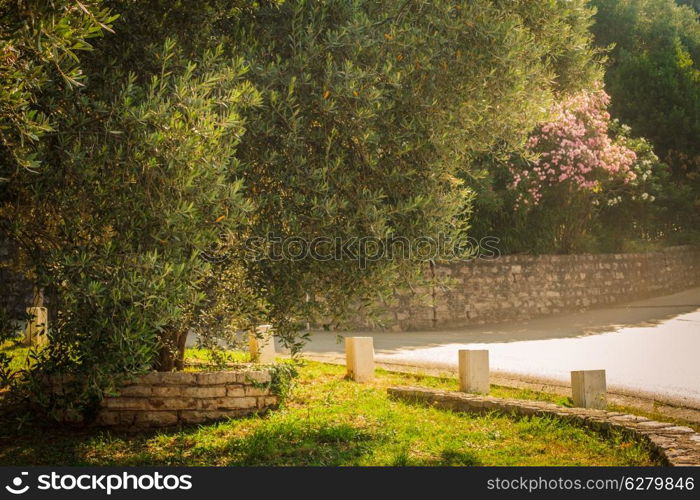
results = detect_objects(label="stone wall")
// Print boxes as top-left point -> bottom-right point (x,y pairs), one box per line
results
357,245 -> 700,331
388,386 -> 700,466
95,369 -> 278,429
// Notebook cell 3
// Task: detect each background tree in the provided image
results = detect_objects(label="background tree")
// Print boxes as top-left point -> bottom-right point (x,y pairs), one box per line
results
219,0 -> 605,342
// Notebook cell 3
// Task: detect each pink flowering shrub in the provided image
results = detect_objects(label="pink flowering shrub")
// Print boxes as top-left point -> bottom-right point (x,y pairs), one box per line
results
510,87 -> 637,206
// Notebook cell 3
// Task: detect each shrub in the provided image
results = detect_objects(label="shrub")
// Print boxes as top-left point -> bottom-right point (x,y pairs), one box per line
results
1,0 -> 606,415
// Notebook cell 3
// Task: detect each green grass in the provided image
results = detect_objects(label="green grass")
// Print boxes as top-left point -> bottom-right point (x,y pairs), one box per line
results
0,340 -> 32,372
0,361 -> 659,466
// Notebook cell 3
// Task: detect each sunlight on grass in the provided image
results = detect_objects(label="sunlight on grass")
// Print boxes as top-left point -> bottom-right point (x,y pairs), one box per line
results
0,361 -> 659,466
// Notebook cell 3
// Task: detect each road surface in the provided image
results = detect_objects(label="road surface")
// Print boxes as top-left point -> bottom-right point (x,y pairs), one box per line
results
291,287 -> 700,408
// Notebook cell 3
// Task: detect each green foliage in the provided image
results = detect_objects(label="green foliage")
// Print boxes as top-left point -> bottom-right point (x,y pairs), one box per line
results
253,362 -> 299,402
595,121 -> 694,251
0,0 -> 117,177
677,0 -> 700,13
590,0 -> 700,230
469,118 -> 678,254
1,0 -> 606,414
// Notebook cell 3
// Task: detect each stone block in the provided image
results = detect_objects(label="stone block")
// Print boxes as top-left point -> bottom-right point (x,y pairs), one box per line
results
226,386 -> 246,397
147,397 -> 197,411
197,396 -> 257,410
95,410 -> 120,426
458,350 -> 489,394
103,397 -> 151,411
345,337 -> 375,382
244,386 -> 270,397
258,396 -> 278,408
238,370 -> 271,384
571,369 -> 606,409
249,324 -> 276,364
117,385 -> 152,397
139,371 -> 197,385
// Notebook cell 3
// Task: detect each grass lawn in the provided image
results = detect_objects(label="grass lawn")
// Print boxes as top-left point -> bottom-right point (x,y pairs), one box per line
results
0,356 -> 659,466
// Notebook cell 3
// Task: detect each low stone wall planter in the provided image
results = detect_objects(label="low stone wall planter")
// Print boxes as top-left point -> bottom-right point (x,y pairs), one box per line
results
388,386 -> 700,466
96,368 -> 279,429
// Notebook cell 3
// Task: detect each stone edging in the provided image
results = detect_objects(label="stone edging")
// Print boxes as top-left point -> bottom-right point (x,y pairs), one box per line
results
96,369 -> 278,429
388,386 -> 700,466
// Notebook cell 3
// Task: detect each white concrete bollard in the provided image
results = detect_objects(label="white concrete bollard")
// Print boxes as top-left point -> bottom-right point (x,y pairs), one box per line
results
248,324 -> 276,364
345,337 -> 375,382
458,349 -> 490,394
24,306 -> 48,346
571,369 -> 607,409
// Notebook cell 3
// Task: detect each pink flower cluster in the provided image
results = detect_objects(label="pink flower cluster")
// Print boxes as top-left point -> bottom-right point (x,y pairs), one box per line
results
510,87 -> 637,205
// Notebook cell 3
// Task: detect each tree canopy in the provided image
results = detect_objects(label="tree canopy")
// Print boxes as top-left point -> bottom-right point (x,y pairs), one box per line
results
0,0 -> 652,416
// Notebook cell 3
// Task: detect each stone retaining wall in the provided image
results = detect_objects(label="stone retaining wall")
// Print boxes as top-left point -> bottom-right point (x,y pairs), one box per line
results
96,369 -> 278,429
388,386 -> 700,466
354,245 -> 700,331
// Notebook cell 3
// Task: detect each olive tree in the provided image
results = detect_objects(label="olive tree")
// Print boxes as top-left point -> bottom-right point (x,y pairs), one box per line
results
1,0 -> 604,416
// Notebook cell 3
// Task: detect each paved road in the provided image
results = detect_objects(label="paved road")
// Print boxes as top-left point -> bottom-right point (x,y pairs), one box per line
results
292,287 -> 700,408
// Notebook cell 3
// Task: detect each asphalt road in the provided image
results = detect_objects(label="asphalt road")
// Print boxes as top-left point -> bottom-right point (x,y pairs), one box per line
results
292,287 -> 700,408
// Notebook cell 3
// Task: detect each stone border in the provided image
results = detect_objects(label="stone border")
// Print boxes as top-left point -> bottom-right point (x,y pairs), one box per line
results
388,386 -> 700,466
96,369 -> 278,429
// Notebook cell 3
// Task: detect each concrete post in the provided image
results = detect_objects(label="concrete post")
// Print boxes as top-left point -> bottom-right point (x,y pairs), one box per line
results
458,349 -> 489,394
571,369 -> 607,409
345,337 -> 374,382
248,324 -> 276,364
24,307 -> 48,346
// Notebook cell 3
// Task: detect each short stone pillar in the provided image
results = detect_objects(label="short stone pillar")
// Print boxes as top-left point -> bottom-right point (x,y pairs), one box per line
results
345,337 -> 374,382
24,307 -> 48,346
571,369 -> 607,409
458,349 -> 489,394
248,324 -> 276,364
